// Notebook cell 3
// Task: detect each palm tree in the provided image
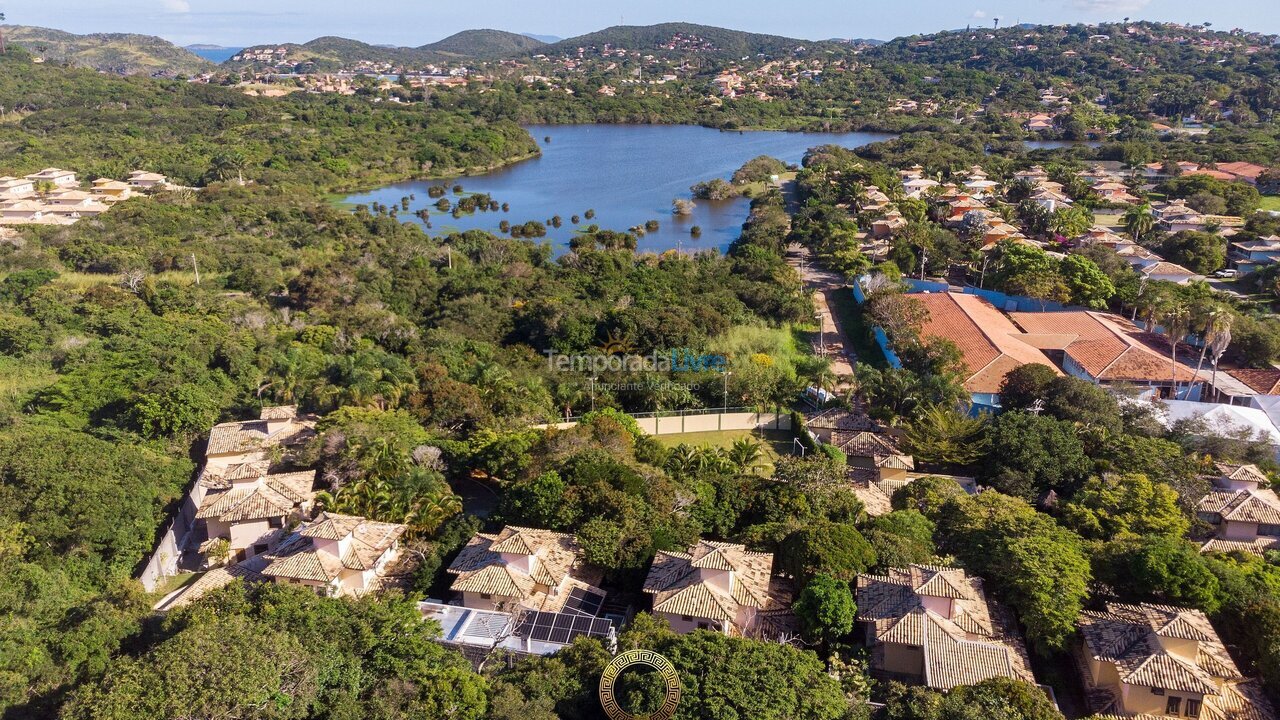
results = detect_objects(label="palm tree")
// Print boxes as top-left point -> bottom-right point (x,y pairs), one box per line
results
725,437 -> 764,474
1192,305 -> 1231,382
1123,203 -> 1155,243
211,150 -> 248,185
0,13 -> 7,55
1162,302 -> 1192,398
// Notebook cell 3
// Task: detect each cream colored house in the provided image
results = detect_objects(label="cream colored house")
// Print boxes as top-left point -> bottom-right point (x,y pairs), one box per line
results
0,176 -> 35,198
1077,602 -> 1276,719
25,168 -> 78,188
259,512 -> 406,597
856,565 -> 1034,689
447,526 -> 606,614
203,405 -> 317,470
1197,463 -> 1280,554
196,468 -> 316,561
127,170 -> 169,191
643,540 -> 793,638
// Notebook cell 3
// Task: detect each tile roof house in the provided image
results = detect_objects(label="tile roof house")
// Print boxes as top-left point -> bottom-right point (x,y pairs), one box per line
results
804,406 -> 878,443
0,176 -> 35,198
127,170 -> 170,190
834,430 -> 915,480
644,540 -> 794,638
259,512 -> 407,597
1010,310 -> 1203,397
1076,602 -> 1276,720
910,293 -> 1062,408
196,468 -> 316,561
162,512 -> 407,607
1231,236 -> 1280,274
25,168 -> 78,187
447,526 -> 606,614
856,565 -> 1034,690
1196,463 -> 1280,555
204,405 -> 317,467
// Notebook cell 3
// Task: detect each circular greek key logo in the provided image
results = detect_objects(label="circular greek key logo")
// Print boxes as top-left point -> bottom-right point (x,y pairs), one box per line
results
598,649 -> 681,720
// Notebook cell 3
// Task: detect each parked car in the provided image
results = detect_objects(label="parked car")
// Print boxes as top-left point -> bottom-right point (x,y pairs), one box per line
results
1213,269 -> 1238,278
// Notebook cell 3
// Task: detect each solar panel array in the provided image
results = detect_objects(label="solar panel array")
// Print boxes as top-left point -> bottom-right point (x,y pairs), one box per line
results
563,587 -> 606,617
517,611 -> 614,645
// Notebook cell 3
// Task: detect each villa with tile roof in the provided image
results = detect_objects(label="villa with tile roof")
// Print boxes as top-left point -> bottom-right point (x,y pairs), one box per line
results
910,292 -> 1061,408
196,468 -> 316,562
447,526 -> 607,614
835,430 -> 914,480
856,565 -> 1034,690
644,540 -> 794,637
258,512 -> 407,597
1196,463 -> 1280,555
1010,310 -> 1203,399
160,512 -> 407,608
1076,602 -> 1275,720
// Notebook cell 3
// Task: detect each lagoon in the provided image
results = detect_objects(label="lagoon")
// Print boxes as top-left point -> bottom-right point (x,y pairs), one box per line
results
344,124 -> 893,254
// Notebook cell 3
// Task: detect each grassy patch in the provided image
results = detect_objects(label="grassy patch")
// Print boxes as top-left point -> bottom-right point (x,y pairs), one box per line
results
654,428 -> 797,474
827,286 -> 887,369
1261,195 -> 1280,212
150,571 -> 200,598
0,356 -> 58,415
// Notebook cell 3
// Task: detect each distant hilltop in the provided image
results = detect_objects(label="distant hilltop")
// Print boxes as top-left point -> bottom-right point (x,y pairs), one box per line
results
4,25 -> 211,76
225,29 -> 547,71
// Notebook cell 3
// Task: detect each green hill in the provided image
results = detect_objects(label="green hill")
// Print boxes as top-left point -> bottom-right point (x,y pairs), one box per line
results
226,29 -> 544,69
536,22 -> 818,59
421,29 -> 545,59
4,25 -> 212,76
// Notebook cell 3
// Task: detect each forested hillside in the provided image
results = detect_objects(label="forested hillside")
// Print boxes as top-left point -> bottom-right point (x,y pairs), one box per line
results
3,26 -> 212,76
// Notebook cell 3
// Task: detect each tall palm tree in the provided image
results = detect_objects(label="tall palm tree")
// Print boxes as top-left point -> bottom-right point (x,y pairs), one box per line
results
1163,302 -> 1192,398
1123,203 -> 1155,243
1192,305 -> 1231,382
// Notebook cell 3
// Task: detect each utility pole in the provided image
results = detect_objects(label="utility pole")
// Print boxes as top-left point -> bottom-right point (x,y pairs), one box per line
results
191,253 -> 200,285
722,370 -> 732,410
589,376 -> 597,412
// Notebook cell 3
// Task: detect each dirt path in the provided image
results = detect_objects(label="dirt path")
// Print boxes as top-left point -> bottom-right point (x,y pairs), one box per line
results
786,241 -> 856,387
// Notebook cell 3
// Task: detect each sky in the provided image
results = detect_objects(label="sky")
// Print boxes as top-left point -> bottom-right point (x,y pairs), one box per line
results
4,0 -> 1277,47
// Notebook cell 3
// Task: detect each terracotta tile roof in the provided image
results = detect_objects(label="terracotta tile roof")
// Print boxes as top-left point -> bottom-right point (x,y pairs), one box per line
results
260,513 -> 405,585
196,471 -> 315,523
1200,537 -> 1280,555
834,431 -> 915,470
909,293 -> 1060,393
857,565 -> 1034,690
1197,488 -> 1280,525
644,541 -> 787,630
1011,311 -> 1200,383
160,559 -> 268,609
805,407 -> 878,433
1078,603 -> 1259,706
848,469 -> 894,516
1217,162 -> 1269,180
446,526 -> 603,612
205,410 -> 316,456
1226,369 -> 1280,395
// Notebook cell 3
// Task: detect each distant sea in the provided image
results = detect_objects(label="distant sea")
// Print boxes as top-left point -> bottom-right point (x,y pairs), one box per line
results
188,47 -> 242,64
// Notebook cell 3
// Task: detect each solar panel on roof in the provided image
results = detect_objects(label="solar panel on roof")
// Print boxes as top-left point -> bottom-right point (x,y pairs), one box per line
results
517,611 -> 615,645
564,587 -> 606,617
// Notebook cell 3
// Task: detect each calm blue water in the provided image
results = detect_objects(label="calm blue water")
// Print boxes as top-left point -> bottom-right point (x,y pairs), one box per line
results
344,124 -> 894,254
189,47 -> 243,64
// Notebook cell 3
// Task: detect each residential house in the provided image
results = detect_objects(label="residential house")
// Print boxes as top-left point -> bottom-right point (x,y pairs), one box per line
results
1091,181 -> 1140,204
0,176 -> 35,198
1196,463 -> 1280,554
25,168 -> 77,188
162,511 -> 407,608
195,468 -> 316,561
910,293 -> 1062,409
804,406 -> 878,443
1010,310 -> 1203,399
1231,236 -> 1280,274
127,170 -> 170,191
872,211 -> 908,238
418,601 -> 617,663
644,540 -> 793,637
447,526 -> 606,614
258,512 -> 407,597
1136,260 -> 1205,285
1076,602 -> 1275,720
1216,161 -> 1269,185
856,565 -> 1034,690
91,178 -> 133,201
835,431 -> 914,480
